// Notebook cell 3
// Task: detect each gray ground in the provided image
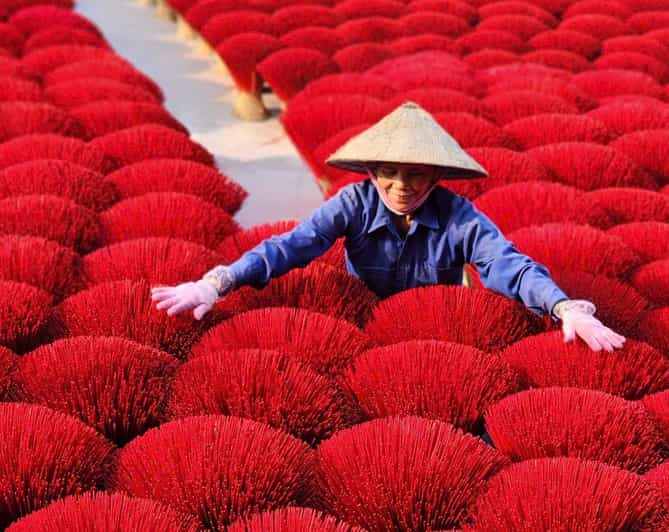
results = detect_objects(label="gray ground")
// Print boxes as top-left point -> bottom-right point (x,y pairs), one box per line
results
76,0 -> 324,227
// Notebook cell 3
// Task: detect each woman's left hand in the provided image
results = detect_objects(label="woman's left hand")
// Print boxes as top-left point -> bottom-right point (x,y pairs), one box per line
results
559,302 -> 626,352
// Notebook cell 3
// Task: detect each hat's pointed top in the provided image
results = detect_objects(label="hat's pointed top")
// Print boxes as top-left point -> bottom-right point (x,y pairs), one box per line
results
325,101 -> 488,179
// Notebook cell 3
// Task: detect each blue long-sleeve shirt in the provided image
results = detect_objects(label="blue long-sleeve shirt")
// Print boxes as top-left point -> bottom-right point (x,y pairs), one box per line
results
228,180 -> 569,319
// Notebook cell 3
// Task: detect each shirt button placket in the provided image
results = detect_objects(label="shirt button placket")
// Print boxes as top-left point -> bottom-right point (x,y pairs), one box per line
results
397,236 -> 408,290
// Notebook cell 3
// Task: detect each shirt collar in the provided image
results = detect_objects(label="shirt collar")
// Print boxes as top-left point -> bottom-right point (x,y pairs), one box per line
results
367,187 -> 442,234
412,195 -> 442,230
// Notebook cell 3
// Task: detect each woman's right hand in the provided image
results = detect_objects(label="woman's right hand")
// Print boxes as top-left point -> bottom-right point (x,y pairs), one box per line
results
151,265 -> 236,320
151,279 -> 219,320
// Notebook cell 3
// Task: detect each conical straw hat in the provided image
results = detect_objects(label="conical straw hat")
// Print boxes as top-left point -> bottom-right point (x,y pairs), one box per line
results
325,101 -> 488,179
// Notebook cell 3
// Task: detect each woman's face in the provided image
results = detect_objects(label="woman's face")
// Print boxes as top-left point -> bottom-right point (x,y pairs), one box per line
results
372,163 -> 440,211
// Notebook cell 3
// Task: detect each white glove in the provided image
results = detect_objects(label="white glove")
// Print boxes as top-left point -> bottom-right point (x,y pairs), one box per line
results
554,299 -> 626,352
151,280 -> 218,320
151,265 -> 235,321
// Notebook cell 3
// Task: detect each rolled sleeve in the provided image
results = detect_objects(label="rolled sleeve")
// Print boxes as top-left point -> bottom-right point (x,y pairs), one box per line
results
227,187 -> 356,289
458,199 -> 569,319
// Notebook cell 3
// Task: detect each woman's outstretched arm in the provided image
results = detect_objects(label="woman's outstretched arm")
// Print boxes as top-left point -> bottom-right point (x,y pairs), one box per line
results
456,198 -> 569,319
456,198 -> 625,351
225,189 -> 356,290
151,186 -> 358,319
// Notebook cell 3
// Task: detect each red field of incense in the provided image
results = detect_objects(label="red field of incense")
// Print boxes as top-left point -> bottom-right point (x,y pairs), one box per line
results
0,0 -> 668,530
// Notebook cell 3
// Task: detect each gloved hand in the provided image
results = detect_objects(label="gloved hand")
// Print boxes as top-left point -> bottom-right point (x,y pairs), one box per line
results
555,299 -> 626,352
151,265 -> 235,320
151,279 -> 218,320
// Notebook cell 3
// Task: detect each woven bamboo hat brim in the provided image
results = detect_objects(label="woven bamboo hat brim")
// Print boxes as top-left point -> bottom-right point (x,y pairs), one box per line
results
325,101 -> 488,179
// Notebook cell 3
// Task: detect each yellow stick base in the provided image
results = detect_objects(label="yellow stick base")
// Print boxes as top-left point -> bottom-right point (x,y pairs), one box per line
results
233,91 -> 268,121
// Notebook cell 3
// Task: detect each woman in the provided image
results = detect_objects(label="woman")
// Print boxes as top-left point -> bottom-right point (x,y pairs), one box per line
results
151,102 -> 625,352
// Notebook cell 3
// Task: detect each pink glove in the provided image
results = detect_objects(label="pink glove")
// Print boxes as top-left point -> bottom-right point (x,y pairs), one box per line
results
555,300 -> 626,352
151,280 -> 218,320
151,265 -> 235,320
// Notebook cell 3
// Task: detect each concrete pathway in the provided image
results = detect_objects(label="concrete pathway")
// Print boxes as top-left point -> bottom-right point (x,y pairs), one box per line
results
76,0 -> 324,228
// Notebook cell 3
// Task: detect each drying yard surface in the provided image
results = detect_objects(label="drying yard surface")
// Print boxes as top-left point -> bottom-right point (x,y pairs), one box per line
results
78,0 -> 323,227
